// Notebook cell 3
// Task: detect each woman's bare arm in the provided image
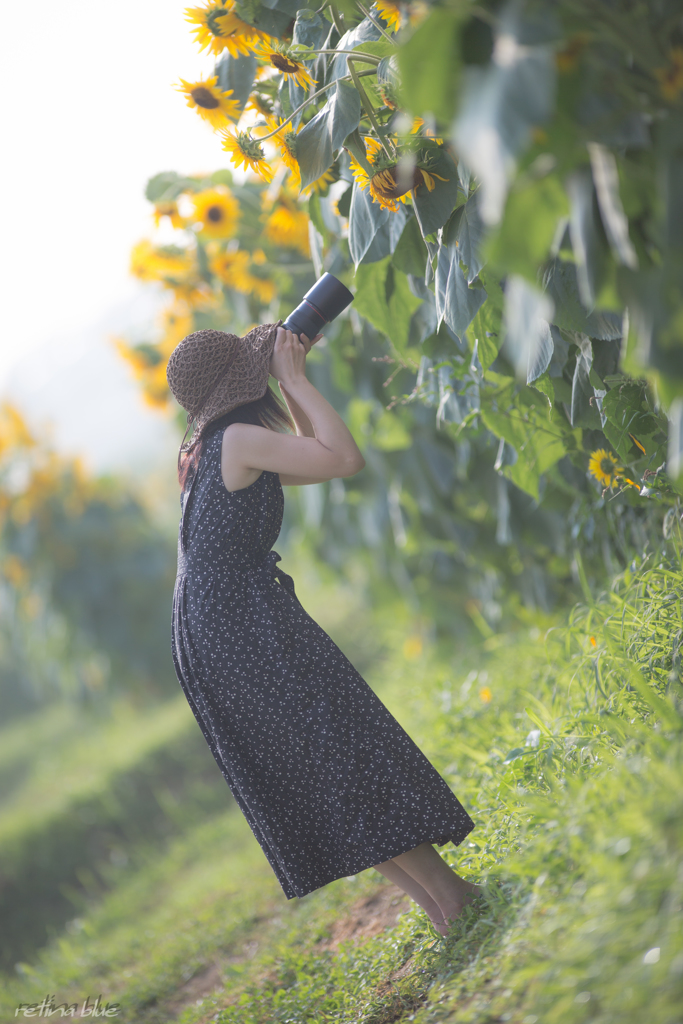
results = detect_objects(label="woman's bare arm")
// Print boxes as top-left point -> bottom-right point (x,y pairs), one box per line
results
277,330 -> 320,439
221,327 -> 365,490
279,384 -> 315,438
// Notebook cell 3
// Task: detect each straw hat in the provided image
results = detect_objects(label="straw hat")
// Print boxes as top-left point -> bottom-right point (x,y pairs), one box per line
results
166,321 -> 280,454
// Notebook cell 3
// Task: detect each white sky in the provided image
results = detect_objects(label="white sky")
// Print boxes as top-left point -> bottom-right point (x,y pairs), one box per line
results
0,1 -> 231,472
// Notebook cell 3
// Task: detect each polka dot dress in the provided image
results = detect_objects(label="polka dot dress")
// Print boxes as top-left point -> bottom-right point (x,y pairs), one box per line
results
171,430 -> 474,899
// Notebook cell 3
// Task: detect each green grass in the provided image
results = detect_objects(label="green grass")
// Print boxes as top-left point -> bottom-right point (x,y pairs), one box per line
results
1,547 -> 682,1023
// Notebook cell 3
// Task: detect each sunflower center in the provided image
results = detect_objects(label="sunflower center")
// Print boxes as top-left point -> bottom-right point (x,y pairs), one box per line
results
191,86 -> 220,109
207,205 -> 224,223
206,7 -> 229,36
271,54 -> 299,74
600,458 -> 615,475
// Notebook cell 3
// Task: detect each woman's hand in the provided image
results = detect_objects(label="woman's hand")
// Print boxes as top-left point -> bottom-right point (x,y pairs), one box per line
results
299,331 -> 323,355
269,328 -> 323,384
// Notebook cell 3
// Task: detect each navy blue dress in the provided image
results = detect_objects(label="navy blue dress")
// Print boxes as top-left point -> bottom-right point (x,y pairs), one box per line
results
171,430 -> 474,899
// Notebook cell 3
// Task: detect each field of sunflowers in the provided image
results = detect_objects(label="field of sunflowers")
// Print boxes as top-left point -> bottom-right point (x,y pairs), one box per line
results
117,0 -> 683,630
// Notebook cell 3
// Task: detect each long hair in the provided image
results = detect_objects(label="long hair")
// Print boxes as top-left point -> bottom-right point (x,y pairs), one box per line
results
178,384 -> 293,491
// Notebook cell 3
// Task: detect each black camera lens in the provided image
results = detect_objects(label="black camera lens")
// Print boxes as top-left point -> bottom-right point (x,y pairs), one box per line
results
283,273 -> 354,339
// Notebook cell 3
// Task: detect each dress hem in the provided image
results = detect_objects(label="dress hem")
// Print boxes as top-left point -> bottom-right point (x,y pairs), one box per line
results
282,819 -> 475,900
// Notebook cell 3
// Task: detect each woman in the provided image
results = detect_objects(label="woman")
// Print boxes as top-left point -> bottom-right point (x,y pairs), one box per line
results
168,321 -> 478,935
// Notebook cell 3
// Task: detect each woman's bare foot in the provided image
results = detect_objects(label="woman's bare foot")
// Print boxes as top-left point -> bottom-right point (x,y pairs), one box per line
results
389,842 -> 483,934
436,879 -> 484,931
373,859 -> 446,926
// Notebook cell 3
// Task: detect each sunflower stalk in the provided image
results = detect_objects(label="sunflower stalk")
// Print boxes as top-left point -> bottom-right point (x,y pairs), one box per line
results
253,68 -> 378,143
328,3 -> 346,38
289,49 -> 382,63
347,57 -> 394,160
355,1 -> 398,45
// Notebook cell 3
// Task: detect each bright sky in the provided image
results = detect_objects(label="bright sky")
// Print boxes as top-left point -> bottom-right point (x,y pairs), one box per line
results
0,1 -> 230,471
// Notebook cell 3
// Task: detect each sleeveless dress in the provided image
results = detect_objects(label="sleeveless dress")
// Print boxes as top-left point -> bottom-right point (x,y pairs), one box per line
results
171,430 -> 475,899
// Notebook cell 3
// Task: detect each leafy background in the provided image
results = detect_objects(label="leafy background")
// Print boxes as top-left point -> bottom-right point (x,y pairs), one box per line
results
1,2 -> 683,1022
117,0 -> 683,635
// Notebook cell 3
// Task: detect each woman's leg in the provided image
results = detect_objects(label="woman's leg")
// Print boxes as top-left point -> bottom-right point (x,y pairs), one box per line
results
390,842 -> 480,932
373,860 -> 444,927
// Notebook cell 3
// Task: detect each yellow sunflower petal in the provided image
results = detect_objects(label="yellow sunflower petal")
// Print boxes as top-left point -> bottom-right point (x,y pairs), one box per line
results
176,74 -> 240,128
190,187 -> 240,239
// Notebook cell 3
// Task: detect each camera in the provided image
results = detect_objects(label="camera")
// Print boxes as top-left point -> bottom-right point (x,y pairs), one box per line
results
283,273 -> 354,340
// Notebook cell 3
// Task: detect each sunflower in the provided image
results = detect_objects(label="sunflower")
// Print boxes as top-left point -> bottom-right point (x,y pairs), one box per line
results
190,188 -> 240,239
219,128 -> 273,182
348,138 -> 409,211
253,41 -> 317,90
349,137 -> 449,209
114,339 -> 171,410
158,302 -> 193,357
373,0 -> 402,33
264,204 -> 310,256
415,167 -> 448,192
130,240 -> 193,282
175,74 -> 240,128
588,449 -> 622,488
265,118 -> 302,188
185,0 -> 263,57
209,249 -> 253,293
249,274 -> 277,305
302,167 -> 337,196
655,47 -> 683,100
246,91 -> 274,118
170,278 -> 216,306
153,201 -> 184,229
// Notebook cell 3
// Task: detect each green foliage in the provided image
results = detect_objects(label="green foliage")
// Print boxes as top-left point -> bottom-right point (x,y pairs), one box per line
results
398,7 -> 463,123
121,2 -> 683,633
354,257 -> 422,350
0,698 -> 225,970
4,545 -> 682,1022
0,412 -> 178,718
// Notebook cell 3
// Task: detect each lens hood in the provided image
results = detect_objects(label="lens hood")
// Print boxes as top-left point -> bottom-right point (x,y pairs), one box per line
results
283,273 -> 354,339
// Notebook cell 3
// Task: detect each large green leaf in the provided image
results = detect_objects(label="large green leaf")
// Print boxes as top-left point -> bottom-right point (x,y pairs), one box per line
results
296,80 -> 361,189
502,276 -> 555,383
453,43 -> 555,225
469,271 -> 505,371
348,184 -> 406,267
601,384 -> 658,459
398,6 -> 462,123
543,259 -> 622,340
567,167 -> 610,309
485,174 -> 568,281
570,336 -> 603,430
354,257 -> 422,350
392,215 -> 428,277
435,247 -> 486,341
234,0 -> 294,37
214,52 -> 257,113
447,190 -> 485,282
145,172 -> 198,202
481,386 -> 569,499
330,17 -> 382,82
412,149 -> 461,237
349,39 -> 395,105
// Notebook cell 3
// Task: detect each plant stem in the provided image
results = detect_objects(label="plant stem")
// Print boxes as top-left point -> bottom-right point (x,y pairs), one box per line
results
355,1 -> 397,45
348,57 -> 394,160
299,49 -> 381,62
328,2 -> 346,38
252,69 -> 378,143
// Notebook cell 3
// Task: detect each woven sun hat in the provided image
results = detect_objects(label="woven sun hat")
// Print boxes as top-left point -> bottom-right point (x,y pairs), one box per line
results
166,321 -> 280,454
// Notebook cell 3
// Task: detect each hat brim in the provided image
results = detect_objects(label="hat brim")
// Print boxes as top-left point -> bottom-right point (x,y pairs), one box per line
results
191,321 -> 280,439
